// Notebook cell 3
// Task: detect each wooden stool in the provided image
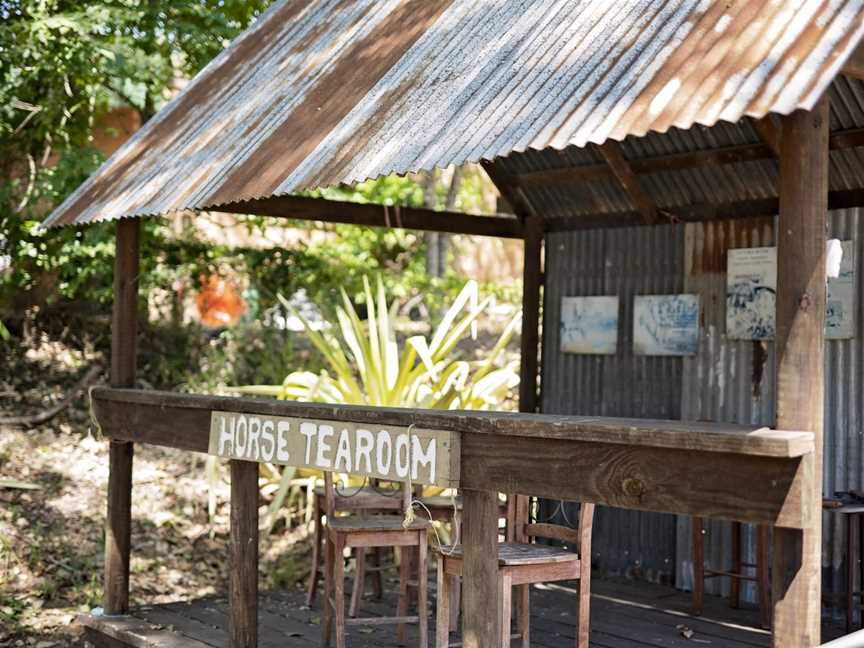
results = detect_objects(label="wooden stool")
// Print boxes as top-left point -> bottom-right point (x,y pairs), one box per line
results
307,483 -> 402,611
691,518 -> 770,629
435,496 -> 594,648
321,473 -> 430,648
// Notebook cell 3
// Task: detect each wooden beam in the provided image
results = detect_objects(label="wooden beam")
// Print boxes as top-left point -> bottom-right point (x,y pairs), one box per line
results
212,194 -> 524,239
481,160 -> 535,221
461,489 -> 500,648
89,389 -> 812,527
230,460 -> 258,648
511,127 -> 864,189
772,98 -> 829,647
459,433 -> 805,528
519,214 -> 543,413
104,217 -> 140,616
842,42 -> 864,80
90,388 -> 815,458
544,187 -> 864,232
751,116 -> 781,157
596,141 -> 657,225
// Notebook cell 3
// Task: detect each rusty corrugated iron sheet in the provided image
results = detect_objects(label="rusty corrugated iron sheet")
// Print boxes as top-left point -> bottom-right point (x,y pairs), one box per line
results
43,0 -> 864,228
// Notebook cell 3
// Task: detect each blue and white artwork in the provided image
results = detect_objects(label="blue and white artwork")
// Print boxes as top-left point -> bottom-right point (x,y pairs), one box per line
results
560,296 -> 618,355
727,247 -> 777,340
633,294 -> 700,356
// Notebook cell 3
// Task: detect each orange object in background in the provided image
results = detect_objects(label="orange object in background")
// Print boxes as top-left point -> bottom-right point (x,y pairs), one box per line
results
195,274 -> 246,328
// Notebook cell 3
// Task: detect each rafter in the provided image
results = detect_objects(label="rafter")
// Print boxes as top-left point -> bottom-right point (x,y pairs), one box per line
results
596,141 -> 657,225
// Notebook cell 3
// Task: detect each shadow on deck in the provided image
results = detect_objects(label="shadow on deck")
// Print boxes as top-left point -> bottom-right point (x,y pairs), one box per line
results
80,577 -> 846,648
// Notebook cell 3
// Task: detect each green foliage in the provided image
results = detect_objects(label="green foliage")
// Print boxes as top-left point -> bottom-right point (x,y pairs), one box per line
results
242,277 -> 521,409
0,0 -> 272,310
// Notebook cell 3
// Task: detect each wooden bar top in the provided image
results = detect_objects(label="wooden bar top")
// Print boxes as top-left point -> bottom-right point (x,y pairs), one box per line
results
92,388 -> 813,459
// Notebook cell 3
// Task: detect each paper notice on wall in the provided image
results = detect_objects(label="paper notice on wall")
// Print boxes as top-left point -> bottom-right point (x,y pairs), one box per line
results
726,247 -> 777,340
560,296 -> 618,355
826,240 -> 855,339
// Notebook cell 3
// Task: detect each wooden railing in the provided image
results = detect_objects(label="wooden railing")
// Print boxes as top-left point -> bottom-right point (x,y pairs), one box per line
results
90,386 -> 814,648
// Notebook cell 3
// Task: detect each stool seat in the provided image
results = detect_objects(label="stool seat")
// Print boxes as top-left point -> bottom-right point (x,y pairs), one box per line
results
437,542 -> 580,566
328,516 -> 431,533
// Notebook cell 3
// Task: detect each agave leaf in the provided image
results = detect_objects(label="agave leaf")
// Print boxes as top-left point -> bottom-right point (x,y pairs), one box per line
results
407,336 -> 438,380
471,309 -> 522,383
428,280 -> 477,355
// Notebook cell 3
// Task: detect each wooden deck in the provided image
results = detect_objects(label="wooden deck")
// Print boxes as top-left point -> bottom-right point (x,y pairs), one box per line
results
78,577 -> 847,648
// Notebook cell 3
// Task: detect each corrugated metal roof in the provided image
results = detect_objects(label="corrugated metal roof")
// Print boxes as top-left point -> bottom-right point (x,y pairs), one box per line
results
496,76 -> 864,222
44,0 -> 864,228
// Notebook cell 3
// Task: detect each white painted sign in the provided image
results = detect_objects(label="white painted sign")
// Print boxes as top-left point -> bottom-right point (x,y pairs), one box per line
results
560,296 -> 619,355
208,411 -> 459,487
826,240 -> 855,340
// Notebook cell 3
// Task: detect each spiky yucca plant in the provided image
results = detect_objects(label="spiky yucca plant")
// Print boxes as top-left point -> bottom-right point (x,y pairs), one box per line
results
230,278 -> 520,531
237,277 -> 520,410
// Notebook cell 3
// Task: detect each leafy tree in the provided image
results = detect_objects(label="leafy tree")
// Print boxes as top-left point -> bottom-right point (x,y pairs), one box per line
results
0,0 -> 272,312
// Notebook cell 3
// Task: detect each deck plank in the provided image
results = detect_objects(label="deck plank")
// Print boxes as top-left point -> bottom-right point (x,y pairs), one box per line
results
78,577 -> 846,648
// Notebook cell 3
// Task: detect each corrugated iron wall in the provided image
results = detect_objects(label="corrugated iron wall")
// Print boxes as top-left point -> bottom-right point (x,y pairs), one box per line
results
542,210 -> 864,606
542,224 -> 684,584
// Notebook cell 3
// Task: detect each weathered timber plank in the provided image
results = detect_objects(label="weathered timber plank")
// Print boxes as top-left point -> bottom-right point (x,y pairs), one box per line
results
90,388 -> 813,459
104,217 -> 140,616
138,606 -> 227,648
229,461 -> 258,648
460,434 -> 804,527
772,98 -> 829,647
519,214 -> 543,414
80,614 -> 212,648
461,489 -> 500,648
215,195 -> 523,239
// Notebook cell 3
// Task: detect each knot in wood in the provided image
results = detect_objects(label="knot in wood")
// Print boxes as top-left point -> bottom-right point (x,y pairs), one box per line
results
621,476 -> 647,500
799,292 -> 812,311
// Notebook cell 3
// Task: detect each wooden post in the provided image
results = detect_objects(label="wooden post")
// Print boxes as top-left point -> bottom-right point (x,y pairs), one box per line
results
520,214 -> 543,414
230,460 -> 258,648
104,218 -> 140,615
772,97 -> 829,647
461,489 -> 500,648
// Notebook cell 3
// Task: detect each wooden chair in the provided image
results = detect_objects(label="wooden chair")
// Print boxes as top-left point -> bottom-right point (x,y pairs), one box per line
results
307,481 -> 403,615
321,472 -> 430,648
691,518 -> 770,630
435,496 -> 594,648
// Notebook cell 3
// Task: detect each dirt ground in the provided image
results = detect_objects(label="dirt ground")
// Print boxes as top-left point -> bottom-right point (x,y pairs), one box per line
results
0,354 -> 312,648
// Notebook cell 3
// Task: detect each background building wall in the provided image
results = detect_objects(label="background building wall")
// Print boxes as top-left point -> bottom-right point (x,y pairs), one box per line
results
541,211 -> 864,606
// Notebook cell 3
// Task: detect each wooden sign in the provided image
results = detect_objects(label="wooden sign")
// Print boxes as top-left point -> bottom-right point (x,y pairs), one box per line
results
208,411 -> 460,487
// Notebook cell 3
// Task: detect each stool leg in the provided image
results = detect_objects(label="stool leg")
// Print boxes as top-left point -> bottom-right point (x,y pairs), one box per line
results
449,517 -> 462,632
418,533 -> 428,648
322,532 -> 334,648
757,524 -> 770,630
371,547 -> 383,599
730,521 -> 741,609
436,555 -> 451,648
308,496 -> 323,606
850,516 -> 856,634
498,570 -> 512,648
349,548 -> 365,618
334,536 -> 347,648
692,517 -> 704,616
516,584 -> 529,648
859,514 -> 864,630
398,546 -> 410,646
